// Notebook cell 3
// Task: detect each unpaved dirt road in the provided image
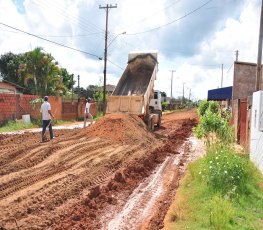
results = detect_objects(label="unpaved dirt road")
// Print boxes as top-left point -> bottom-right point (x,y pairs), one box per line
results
0,110 -> 201,230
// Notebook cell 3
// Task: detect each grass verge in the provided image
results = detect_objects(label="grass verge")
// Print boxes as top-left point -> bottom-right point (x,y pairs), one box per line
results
0,120 -> 37,132
164,153 -> 263,230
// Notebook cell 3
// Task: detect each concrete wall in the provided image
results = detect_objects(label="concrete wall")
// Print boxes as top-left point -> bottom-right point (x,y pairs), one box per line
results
250,91 -> 263,173
233,61 -> 263,100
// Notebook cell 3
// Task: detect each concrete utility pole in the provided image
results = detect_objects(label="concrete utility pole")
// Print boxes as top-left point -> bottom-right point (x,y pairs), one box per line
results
235,50 -> 239,61
182,82 -> 185,105
256,0 -> 263,91
188,88 -> 191,109
71,74 -> 74,102
170,70 -> 176,98
77,75 -> 80,99
99,4 -> 117,114
221,64 -> 224,88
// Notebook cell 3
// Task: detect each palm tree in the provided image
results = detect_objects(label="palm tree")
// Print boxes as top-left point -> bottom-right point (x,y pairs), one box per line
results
22,47 -> 63,96
23,47 -> 44,95
41,53 -> 63,95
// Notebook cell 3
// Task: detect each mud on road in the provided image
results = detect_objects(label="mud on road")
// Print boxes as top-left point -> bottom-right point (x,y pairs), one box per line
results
0,110 -> 200,230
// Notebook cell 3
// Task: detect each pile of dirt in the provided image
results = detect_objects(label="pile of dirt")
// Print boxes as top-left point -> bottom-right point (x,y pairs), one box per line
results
87,113 -> 156,144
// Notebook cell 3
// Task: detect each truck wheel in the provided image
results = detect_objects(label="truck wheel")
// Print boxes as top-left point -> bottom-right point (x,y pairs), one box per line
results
148,118 -> 155,131
150,118 -> 155,131
157,117 -> 161,128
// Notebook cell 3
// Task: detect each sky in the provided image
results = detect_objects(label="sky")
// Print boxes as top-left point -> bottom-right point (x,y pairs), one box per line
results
0,0 -> 262,100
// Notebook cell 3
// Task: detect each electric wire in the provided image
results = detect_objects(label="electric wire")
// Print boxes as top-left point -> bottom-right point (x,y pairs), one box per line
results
31,0 -> 111,41
0,27 -> 104,37
122,0 -> 182,31
126,0 -> 213,35
0,22 -> 102,59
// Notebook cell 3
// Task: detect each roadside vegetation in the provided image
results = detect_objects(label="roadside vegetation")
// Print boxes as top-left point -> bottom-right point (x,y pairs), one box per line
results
0,119 -> 74,133
165,100 -> 263,230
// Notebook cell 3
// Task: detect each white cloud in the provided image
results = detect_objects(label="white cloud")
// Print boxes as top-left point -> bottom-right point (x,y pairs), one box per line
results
0,0 -> 262,100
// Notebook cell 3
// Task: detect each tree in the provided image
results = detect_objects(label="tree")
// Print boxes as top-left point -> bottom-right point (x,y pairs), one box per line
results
1,48 -> 75,96
22,47 -> 63,96
61,68 -> 74,92
23,47 -> 44,95
0,52 -> 25,87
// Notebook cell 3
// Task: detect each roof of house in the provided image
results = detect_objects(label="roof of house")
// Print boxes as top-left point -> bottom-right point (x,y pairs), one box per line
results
106,84 -> 116,92
207,86 -> 232,100
0,78 -> 25,89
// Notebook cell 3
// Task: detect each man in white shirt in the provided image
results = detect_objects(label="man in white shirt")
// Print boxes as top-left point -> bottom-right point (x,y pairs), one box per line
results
84,97 -> 93,128
40,96 -> 55,142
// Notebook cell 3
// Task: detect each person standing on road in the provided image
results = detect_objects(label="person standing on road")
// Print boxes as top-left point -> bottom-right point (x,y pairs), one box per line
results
40,96 -> 55,142
84,97 -> 93,128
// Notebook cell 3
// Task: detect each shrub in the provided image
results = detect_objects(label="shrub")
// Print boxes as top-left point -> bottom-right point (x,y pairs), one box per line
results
208,100 -> 220,114
193,100 -> 234,145
197,100 -> 209,117
199,146 -> 248,198
162,101 -> 167,111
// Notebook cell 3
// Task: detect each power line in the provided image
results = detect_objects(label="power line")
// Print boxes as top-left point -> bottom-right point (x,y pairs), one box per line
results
126,0 -> 213,35
107,58 -> 124,70
123,0 -> 182,31
31,0 -> 111,41
0,27 -> 104,37
0,22 -> 102,59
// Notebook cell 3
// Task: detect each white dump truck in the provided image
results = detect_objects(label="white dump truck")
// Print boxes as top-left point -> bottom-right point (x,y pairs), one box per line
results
106,52 -> 162,130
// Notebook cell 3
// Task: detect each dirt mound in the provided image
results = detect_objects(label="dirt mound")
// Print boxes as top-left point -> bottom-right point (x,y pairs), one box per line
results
87,113 -> 156,144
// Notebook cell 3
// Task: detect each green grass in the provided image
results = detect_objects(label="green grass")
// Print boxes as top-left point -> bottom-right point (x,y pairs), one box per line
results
0,119 -> 78,133
0,120 -> 37,133
166,156 -> 263,230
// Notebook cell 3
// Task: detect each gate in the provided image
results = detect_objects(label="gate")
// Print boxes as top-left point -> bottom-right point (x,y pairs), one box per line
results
239,98 -> 247,148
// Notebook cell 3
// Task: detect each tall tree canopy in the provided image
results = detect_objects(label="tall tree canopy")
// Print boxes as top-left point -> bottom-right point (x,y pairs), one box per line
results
0,48 -> 73,96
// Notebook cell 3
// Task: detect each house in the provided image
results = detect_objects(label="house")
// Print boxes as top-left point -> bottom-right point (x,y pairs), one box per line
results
106,84 -> 116,94
0,77 -> 24,94
98,84 -> 116,95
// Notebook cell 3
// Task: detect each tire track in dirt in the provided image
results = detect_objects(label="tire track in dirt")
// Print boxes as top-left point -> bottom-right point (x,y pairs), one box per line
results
0,111 -> 197,230
50,113 -> 197,230
0,139 -> 119,200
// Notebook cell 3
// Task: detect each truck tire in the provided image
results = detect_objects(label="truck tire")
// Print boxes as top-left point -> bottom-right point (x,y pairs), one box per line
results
157,116 -> 161,128
147,117 -> 155,131
150,118 -> 155,131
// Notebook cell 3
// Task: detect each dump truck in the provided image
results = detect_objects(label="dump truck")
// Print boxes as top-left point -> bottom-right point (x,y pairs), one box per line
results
106,52 -> 162,130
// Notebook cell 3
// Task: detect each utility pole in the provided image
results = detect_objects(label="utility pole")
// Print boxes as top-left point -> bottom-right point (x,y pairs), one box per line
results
256,0 -> 263,91
170,70 -> 176,97
99,4 -> 117,114
235,50 -> 239,61
77,75 -> 80,99
182,82 -> 185,106
71,74 -> 74,102
221,64 -> 224,88
188,88 -> 191,109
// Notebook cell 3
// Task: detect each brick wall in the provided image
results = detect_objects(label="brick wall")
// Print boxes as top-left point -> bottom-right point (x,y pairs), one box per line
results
0,94 -> 98,123
233,62 -> 263,100
0,94 -> 16,121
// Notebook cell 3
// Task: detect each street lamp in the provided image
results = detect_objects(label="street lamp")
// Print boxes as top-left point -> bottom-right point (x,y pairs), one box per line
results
108,31 -> 126,49
102,31 -> 126,114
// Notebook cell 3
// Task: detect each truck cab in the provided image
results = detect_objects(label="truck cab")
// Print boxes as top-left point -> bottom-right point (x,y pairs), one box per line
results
149,90 -> 162,113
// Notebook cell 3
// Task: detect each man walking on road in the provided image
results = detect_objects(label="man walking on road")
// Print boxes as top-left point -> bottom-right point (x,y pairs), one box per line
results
40,96 -> 55,142
84,97 -> 93,128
